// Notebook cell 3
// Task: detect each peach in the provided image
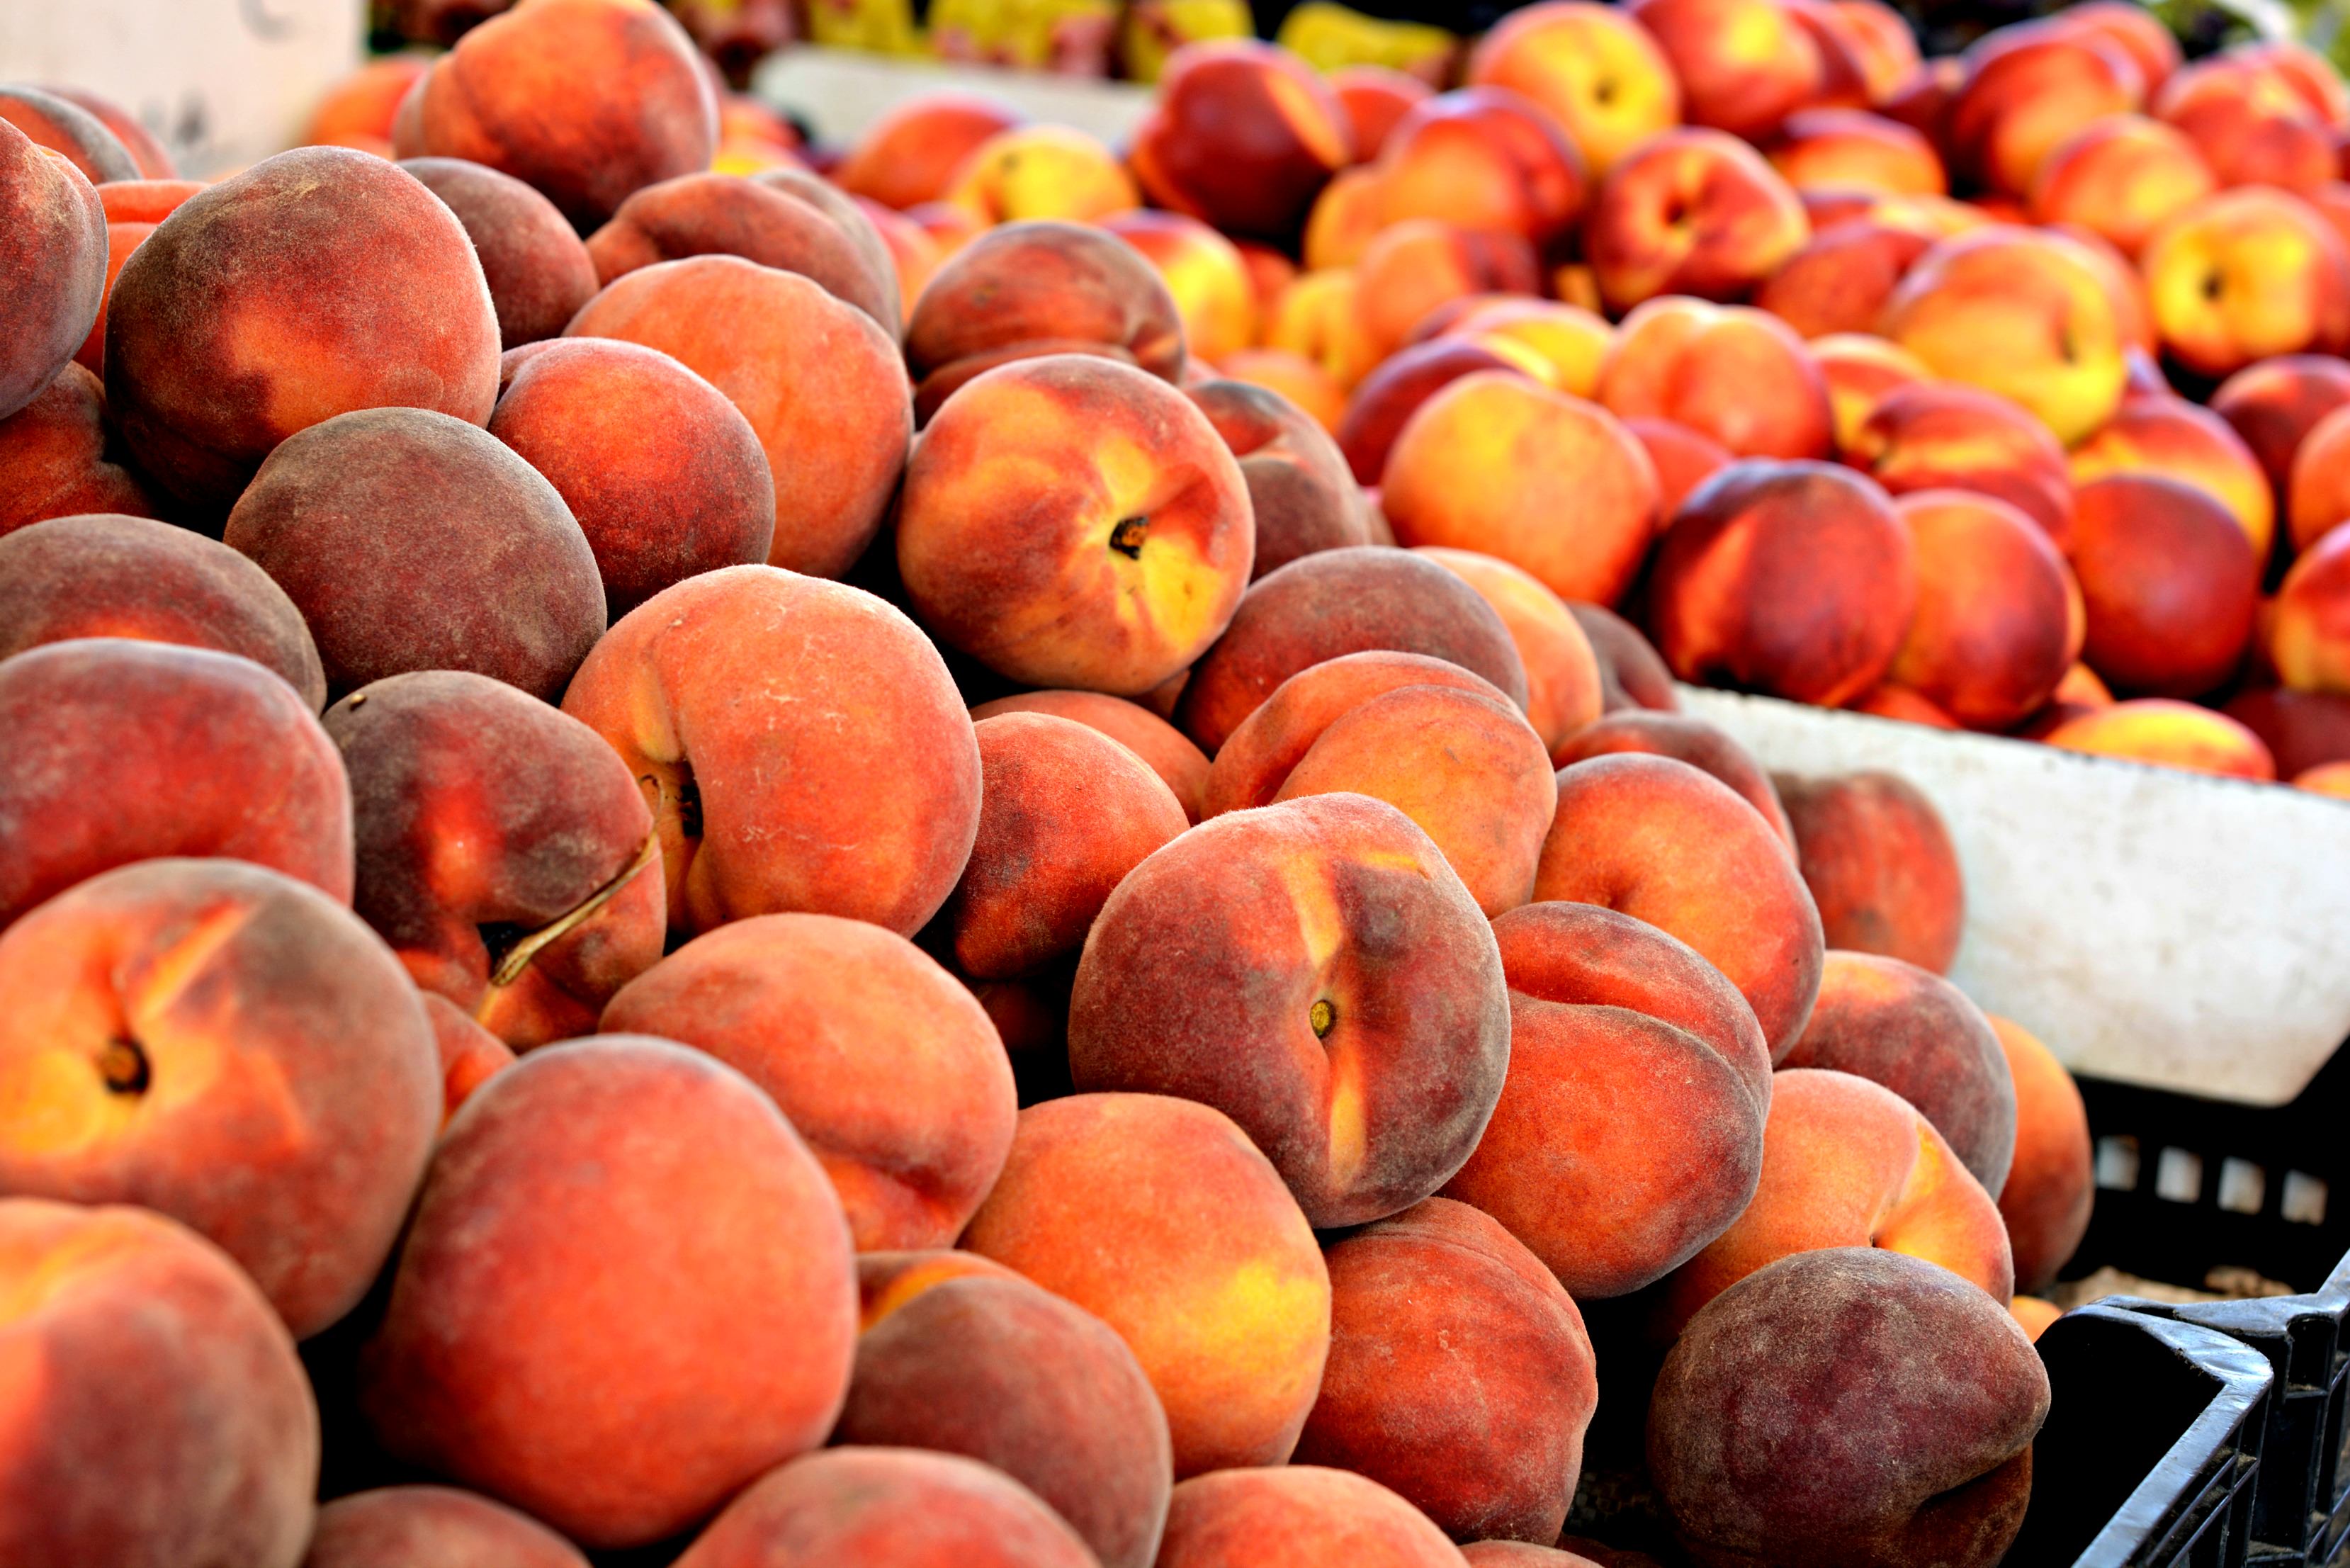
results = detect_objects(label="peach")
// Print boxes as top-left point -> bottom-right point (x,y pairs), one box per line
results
1782,950 -> 2016,1192
899,356 -> 1251,694
2224,685 -> 2350,775
2290,402 -> 2350,553
1336,342 -> 1542,488
1414,548 -> 1605,752
1260,268 -> 1382,394
2052,1 -> 2181,96
419,992 -> 514,1122
1202,653 -> 1510,811
1753,220 -> 1934,339
1552,710 -> 1796,843
567,255 -> 910,578
836,91 -> 1022,210
560,565 -> 981,938
962,1093 -> 1329,1476
1296,1198 -> 1598,1542
2142,188 -> 2350,378
72,179 -> 205,378
1355,222 -> 1543,361
1332,65 -> 1432,162
223,407 -> 603,701
1536,754 -> 1826,1054
1430,298 -> 1615,398
1131,40 -> 1352,242
1626,414 -> 1734,519
1443,902 -> 1772,1296
1467,1548 -> 1612,1567
1768,108 -> 1945,195
1649,458 -> 1915,706
2069,473 -> 2258,696
1775,769 -> 1963,974
488,337 -> 773,616
1598,299 -> 1833,460
325,670 -> 662,1047
1848,382 -> 2075,544
1068,792 -> 1510,1219
1851,683 -> 1964,727
1467,4 -> 1677,176
1656,1069 -> 2013,1336
305,56 -> 431,150
1585,130 -> 1812,312
301,1487 -> 587,1568
400,157 -> 597,348
409,0 -> 716,229
838,1260 -> 1171,1568
104,147 -> 498,514
2029,115 -> 2215,259
1627,0 -> 1822,142
0,84 -> 136,183
0,363 -> 158,534
1809,332 -> 1931,452
361,1037 -> 856,1547
2039,699 -> 2278,779
1186,376 -> 1369,578
583,171 -> 897,331
1884,490 -> 2076,729
859,197 -> 943,320
2155,56 -> 2334,193
35,84 -> 170,178
1175,545 -> 1530,753
1651,1247 -> 2046,1568
0,1199 -> 319,1568
1105,210 -> 1256,364
971,689 -> 1212,822
1156,1466 -> 1464,1568
1573,602 -> 1680,712
0,858 -> 440,1336
1372,88 -> 1587,254
2072,394 -> 2274,557
1383,373 -> 1661,606
0,639 -> 351,932
1301,167 -> 1382,271
1947,21 -> 2145,198
0,116 -> 101,419
1990,1014 -> 2091,1294
600,913 -> 1012,1250
2300,760 -> 2350,794
2276,525 -> 2350,696
2217,354 -> 2350,500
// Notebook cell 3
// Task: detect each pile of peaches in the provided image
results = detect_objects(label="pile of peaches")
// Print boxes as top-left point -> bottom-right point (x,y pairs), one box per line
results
5,0 -> 2329,1562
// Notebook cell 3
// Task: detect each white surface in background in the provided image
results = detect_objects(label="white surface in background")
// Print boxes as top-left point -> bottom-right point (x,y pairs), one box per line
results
1681,688 -> 2350,1106
753,45 -> 1151,145
0,0 -> 363,176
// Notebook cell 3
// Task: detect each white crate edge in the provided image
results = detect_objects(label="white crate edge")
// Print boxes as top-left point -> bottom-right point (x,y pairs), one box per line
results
752,45 -> 1151,145
1681,687 -> 2350,1106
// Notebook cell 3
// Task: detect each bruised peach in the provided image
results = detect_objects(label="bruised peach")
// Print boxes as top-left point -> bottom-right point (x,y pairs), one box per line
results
300,1487 -> 587,1568
971,689 -> 1212,823
836,91 -> 1023,210
1131,40 -> 1352,242
1597,299 -> 1833,461
1185,377 -> 1368,579
1467,0 -> 1680,174
0,363 -> 158,535
1295,1199 -> 1598,1543
1372,88 -> 1587,254
1552,710 -> 1795,844
1414,548 -> 1605,753
401,157 -> 597,348
2072,395 -> 2273,558
1775,770 -> 1965,974
1886,490 -> 2076,730
1848,382 -> 2075,545
1991,1015 -> 2091,1294
0,858 -> 440,1336
2070,473 -> 2259,697
1584,130 -> 1811,312
1158,1466 -> 1464,1568
2040,697 -> 2279,778
584,171 -> 897,331
1444,902 -> 1771,1297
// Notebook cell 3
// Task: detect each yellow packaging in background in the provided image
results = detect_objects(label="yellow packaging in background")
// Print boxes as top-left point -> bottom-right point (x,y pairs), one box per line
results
1274,1 -> 1454,81
803,0 -> 926,55
1119,0 -> 1254,82
929,0 -> 1120,72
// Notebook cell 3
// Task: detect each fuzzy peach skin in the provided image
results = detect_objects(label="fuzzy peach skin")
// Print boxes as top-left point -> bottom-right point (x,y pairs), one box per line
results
2142,188 -> 2350,380
1990,1014 -> 2092,1294
224,407 -> 605,703
1647,459 -> 1916,709
1384,374 -> 1661,608
1371,89 -> 1586,256
1783,951 -> 2017,1194
1625,0 -> 1821,142
1945,21 -> 2144,199
2072,394 -> 2274,558
1107,210 -> 1258,366
2211,352 -> 2350,492
408,0 -> 715,229
971,690 -> 1212,823
1885,490 -> 2077,730
1597,299 -> 1832,461
103,147 -> 498,514
674,1447 -> 1102,1568
0,363 -> 157,536
0,859 -> 441,1337
75,180 -> 205,379
1574,603 -> 1682,714
0,639 -> 353,932
836,92 -> 1022,210
419,993 -> 515,1123
600,913 -> 1013,1251
1175,546 -> 1530,755
0,512 -> 323,705
400,157 -> 597,349
361,1038 -> 856,1548
1775,770 -> 1965,974
1296,1198 -> 1597,1544
2072,473 -> 2259,698
1186,378 -> 1369,580
1156,1465 -> 1467,1568
490,337 -> 774,617
325,670 -> 664,1048
898,356 -> 1253,695
1413,548 -> 1605,754
1552,711 -> 1796,845
584,171 -> 898,332
301,1487 -> 587,1568
0,118 -> 105,422
838,1262 -> 1171,1568
2029,115 -> 2214,259
1583,130 -> 1811,313
1337,341 -> 1544,491
961,1093 -> 1332,1477
1536,754 -> 1826,1057
560,565 -> 981,939
1443,903 -> 1772,1297
944,715 -> 1190,978
2276,526 -> 2350,696
1068,794 -> 1511,1222
1650,1247 -> 2047,1568
2040,699 -> 2278,778
1751,221 -> 1934,339
566,255 -> 909,579
1131,40 -> 1352,242
1467,1 -> 1680,174
1654,1069 -> 2014,1338
0,1199 -> 318,1568
1848,381 -> 2076,546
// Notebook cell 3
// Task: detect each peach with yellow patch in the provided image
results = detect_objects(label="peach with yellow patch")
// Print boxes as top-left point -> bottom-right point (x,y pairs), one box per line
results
2028,115 -> 2214,259
1413,548 -> 1605,752
1812,333 -> 1933,454
947,124 -> 1139,224
1467,1 -> 1680,174
1584,128 -> 1812,312
1598,298 -> 1834,461
2141,188 -> 2350,379
1105,210 -> 1258,364
2040,699 -> 2278,779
